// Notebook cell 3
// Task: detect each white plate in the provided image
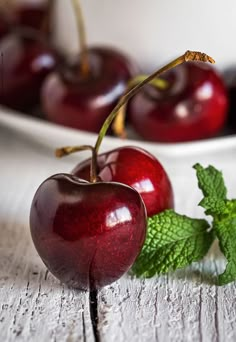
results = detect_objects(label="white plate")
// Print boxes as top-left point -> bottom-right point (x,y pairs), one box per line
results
1,106 -> 236,158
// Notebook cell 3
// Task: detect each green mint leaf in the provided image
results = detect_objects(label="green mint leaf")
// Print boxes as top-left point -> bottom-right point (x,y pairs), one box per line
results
214,200 -> 236,285
193,163 -> 227,201
194,164 -> 236,285
199,197 -> 227,216
132,210 -> 213,278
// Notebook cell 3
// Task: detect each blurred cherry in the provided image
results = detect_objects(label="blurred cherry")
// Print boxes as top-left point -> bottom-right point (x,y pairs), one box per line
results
128,62 -> 228,142
40,0 -> 138,132
0,28 -> 57,111
41,46 -> 137,132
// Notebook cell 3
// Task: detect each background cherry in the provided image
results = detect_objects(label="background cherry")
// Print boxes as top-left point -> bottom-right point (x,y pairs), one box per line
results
0,29 -> 57,111
40,0 -> 138,133
30,174 -> 147,290
41,46 -> 137,132
128,62 -> 228,142
72,146 -> 174,217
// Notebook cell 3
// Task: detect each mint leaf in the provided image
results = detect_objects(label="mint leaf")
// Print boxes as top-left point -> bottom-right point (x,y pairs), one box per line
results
194,164 -> 236,285
193,163 -> 227,201
132,210 -> 213,278
214,202 -> 236,285
199,197 -> 227,216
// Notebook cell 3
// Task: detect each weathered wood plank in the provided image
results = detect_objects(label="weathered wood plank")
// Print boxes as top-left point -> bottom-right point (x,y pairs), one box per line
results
96,248 -> 236,342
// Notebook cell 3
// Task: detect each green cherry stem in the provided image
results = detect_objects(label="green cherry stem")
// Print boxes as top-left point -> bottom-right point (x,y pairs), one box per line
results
56,145 -> 97,183
71,0 -> 90,77
94,50 -> 215,153
128,75 -> 169,90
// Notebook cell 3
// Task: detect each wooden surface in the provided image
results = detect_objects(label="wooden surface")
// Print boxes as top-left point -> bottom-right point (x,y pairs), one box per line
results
1,113 -> 236,342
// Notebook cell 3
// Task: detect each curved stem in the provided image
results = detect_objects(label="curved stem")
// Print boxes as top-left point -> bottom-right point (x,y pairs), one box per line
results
71,0 -> 90,77
128,75 -> 169,90
55,145 -> 97,183
94,50 -> 215,153
112,75 -> 169,137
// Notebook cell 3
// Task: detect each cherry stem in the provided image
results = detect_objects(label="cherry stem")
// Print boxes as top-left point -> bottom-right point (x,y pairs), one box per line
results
94,50 -> 215,153
128,75 -> 169,90
56,145 -> 97,183
71,0 -> 90,77
112,75 -> 169,137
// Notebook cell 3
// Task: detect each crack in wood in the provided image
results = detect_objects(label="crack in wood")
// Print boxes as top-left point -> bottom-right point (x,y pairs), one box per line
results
44,270 -> 49,281
89,290 -> 100,342
81,305 -> 87,342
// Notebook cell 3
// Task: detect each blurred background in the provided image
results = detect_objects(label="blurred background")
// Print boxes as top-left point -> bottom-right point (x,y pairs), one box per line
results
54,0 -> 234,71
0,0 -> 235,143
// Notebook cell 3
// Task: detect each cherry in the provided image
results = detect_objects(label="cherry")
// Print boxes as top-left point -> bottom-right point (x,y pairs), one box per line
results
72,146 -> 174,217
41,0 -> 137,133
128,62 -> 228,142
30,174 -> 147,290
0,29 -> 57,111
41,46 -> 137,132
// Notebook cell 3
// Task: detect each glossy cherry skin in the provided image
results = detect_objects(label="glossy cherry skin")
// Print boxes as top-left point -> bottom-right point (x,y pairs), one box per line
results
72,146 -> 174,217
12,1 -> 48,31
128,62 -> 228,142
30,174 -> 147,290
0,30 -> 57,110
41,46 -> 138,132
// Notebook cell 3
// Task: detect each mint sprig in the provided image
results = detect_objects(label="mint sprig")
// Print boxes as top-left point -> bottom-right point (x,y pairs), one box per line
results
132,163 -> 236,286
132,210 -> 213,277
194,164 -> 236,285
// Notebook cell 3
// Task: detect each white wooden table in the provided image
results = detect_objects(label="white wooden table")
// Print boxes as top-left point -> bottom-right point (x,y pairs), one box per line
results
1,110 -> 236,342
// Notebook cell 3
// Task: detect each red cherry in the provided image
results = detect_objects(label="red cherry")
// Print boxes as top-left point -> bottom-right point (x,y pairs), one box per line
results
41,46 -> 138,132
128,62 -> 228,142
72,146 -> 174,217
30,174 -> 147,290
0,30 -> 57,111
